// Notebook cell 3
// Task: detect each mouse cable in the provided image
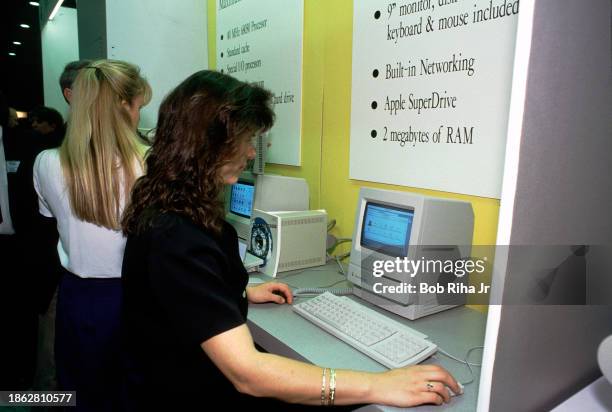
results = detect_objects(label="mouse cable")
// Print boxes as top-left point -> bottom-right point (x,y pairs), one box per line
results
436,346 -> 483,386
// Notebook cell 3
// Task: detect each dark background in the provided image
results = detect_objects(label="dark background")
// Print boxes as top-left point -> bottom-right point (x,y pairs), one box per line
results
1,0 -> 76,112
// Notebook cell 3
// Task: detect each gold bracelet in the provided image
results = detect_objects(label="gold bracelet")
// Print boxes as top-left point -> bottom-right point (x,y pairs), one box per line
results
321,367 -> 328,405
329,368 -> 336,406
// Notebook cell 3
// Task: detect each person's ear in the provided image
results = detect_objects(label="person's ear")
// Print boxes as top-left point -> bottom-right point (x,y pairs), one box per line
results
63,88 -> 73,103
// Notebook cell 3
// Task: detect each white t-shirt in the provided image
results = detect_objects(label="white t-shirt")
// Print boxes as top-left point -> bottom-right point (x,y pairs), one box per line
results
33,149 -> 135,278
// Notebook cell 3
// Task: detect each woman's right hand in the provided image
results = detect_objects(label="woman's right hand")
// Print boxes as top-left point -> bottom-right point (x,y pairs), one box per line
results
374,364 -> 461,407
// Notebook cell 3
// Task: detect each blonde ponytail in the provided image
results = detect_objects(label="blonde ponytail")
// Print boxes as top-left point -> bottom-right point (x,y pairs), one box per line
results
60,59 -> 151,229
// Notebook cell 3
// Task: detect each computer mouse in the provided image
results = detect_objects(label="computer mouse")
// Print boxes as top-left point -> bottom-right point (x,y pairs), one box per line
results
272,290 -> 290,300
447,382 -> 464,397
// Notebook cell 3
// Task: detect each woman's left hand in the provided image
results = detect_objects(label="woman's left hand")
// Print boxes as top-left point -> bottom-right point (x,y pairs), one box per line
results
246,282 -> 293,305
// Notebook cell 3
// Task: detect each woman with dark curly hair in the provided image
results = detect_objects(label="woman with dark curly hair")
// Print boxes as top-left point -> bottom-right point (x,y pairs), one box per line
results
120,70 -> 460,411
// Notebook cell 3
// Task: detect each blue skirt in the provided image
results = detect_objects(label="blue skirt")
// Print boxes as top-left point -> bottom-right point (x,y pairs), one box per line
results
55,269 -> 122,412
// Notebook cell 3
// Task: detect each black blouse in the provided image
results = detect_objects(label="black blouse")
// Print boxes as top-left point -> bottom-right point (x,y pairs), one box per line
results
121,212 -> 344,411
122,212 -> 255,409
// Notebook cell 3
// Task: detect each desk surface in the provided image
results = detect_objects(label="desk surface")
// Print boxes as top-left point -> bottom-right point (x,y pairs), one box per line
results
247,263 -> 487,411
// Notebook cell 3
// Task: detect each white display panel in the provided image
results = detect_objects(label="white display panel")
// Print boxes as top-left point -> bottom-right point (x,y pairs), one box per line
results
216,0 -> 304,166
350,0 -> 519,198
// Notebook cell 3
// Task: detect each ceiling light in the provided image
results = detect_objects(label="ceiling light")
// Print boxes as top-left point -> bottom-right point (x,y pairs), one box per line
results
48,0 -> 66,21
29,1 -> 40,6
13,41 -> 22,45
9,52 -> 16,56
20,24 -> 30,29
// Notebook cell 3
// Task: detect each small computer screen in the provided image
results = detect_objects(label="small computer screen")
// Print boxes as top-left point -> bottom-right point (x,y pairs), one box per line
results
360,202 -> 414,257
229,181 -> 255,218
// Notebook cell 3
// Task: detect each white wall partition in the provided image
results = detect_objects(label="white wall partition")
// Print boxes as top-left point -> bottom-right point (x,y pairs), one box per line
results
41,7 -> 79,118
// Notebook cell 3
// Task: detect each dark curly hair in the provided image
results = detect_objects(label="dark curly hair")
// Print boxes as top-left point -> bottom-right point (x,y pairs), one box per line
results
121,70 -> 275,235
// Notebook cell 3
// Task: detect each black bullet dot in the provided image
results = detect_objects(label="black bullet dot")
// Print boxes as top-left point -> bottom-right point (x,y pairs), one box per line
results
374,10 -> 381,19
371,130 -> 377,138
372,69 -> 379,78
220,35 -> 224,40
371,101 -> 377,109
221,52 -> 224,58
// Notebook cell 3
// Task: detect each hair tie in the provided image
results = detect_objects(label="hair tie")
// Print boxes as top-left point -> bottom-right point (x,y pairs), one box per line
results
85,66 -> 103,78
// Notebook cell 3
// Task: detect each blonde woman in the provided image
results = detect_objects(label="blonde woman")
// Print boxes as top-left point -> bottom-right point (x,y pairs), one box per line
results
33,60 -> 151,411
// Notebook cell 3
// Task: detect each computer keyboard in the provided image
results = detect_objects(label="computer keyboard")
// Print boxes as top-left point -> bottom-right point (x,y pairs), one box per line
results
293,292 -> 437,369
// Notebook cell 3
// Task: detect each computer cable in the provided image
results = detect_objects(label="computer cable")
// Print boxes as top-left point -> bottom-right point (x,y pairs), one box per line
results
335,251 -> 351,261
277,262 -> 349,296
276,264 -> 342,282
289,278 -> 354,298
436,345 -> 483,386
292,287 -> 354,297
438,346 -> 483,367
327,219 -> 337,231
333,255 -> 347,277
327,238 -> 352,255
276,268 -> 311,282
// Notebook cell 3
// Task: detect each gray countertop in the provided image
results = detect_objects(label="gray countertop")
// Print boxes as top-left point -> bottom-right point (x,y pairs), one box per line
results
247,263 -> 487,411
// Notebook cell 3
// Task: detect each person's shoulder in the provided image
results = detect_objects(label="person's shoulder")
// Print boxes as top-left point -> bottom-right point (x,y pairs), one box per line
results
222,220 -> 239,238
34,148 -> 60,173
144,213 -> 228,264
34,148 -> 60,165
150,212 -> 218,246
